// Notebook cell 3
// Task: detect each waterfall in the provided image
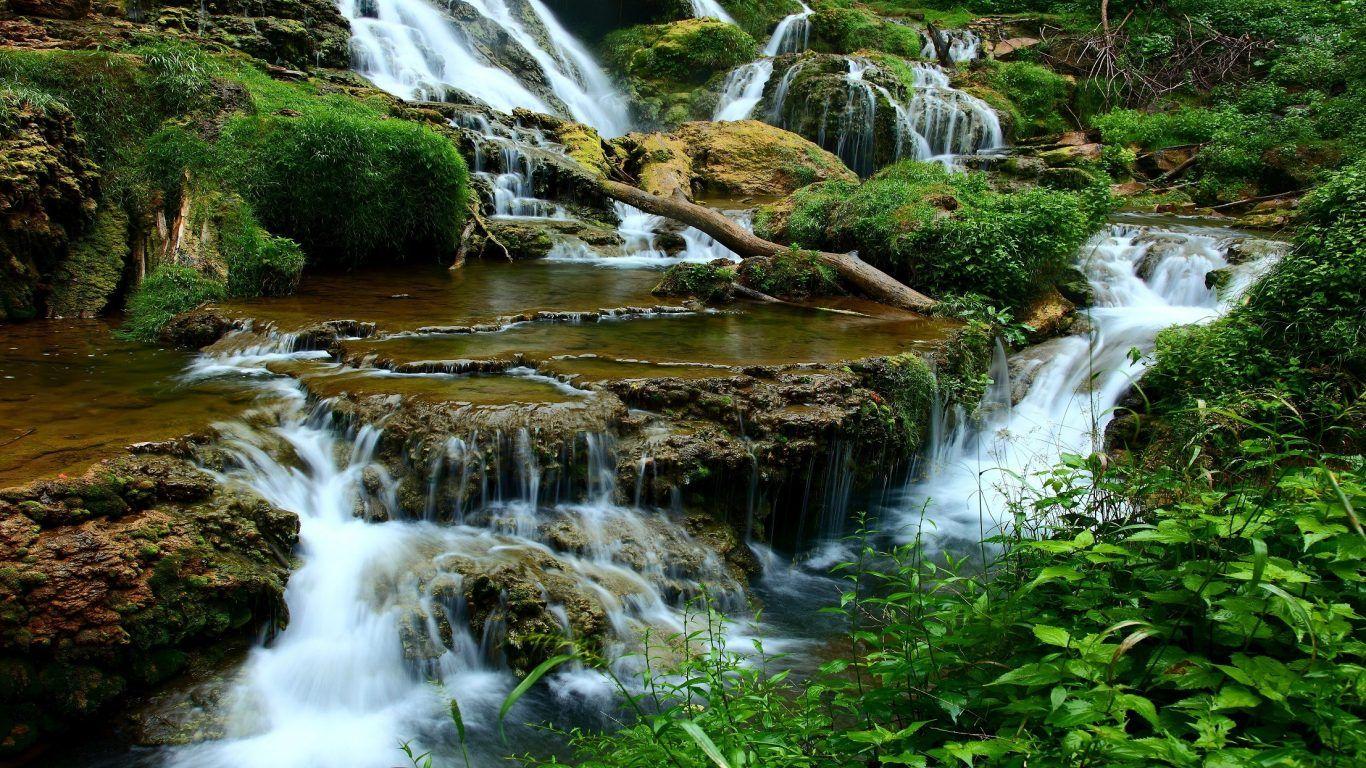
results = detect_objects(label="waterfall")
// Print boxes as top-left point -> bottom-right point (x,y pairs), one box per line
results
890,225 -> 1286,545
342,0 -> 628,137
713,3 -> 813,121
921,28 -> 981,63
690,0 -> 735,24
162,344 -> 762,765
770,56 -> 1003,175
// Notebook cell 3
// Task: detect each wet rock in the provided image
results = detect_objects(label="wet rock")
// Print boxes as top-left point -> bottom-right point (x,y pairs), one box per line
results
670,120 -> 857,197
991,36 -> 1039,59
484,218 -> 622,260
1020,286 -> 1076,343
9,0 -> 90,19
1041,143 -> 1103,166
0,88 -> 99,322
0,453 -> 298,757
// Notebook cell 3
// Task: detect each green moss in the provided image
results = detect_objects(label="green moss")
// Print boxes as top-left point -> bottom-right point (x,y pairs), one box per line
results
981,61 -> 1071,140
719,0 -> 804,39
809,1 -> 923,57
653,262 -> 738,303
45,205 -> 130,319
117,265 -> 227,342
786,161 -> 1109,307
736,247 -> 841,298
604,19 -> 758,85
849,353 -> 936,454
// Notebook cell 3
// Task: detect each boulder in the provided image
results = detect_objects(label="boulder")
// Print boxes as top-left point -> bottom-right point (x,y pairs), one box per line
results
9,0 -> 90,19
1041,143 -> 1103,166
0,453 -> 298,757
992,36 -> 1040,59
616,120 -> 856,200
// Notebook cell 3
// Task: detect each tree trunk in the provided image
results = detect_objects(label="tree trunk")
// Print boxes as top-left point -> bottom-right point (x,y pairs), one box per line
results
600,180 -> 938,313
926,22 -> 953,68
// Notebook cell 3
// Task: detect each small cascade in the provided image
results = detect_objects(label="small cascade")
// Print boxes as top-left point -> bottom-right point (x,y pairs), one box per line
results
163,345 -> 760,766
891,225 -> 1286,545
713,3 -> 813,121
690,0 -> 735,24
547,203 -> 753,267
768,55 -> 1004,175
921,28 -> 981,63
457,114 -> 570,219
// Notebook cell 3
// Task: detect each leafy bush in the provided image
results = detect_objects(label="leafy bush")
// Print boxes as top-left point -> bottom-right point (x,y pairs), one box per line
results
117,265 -> 225,342
216,197 -> 306,298
1145,159 -> 1365,444
218,108 -> 470,266
983,61 -> 1071,139
652,261 -> 738,303
783,161 -> 1109,306
1092,107 -> 1221,149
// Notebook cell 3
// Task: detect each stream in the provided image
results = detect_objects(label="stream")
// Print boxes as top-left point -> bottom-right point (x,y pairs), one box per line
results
11,3 -> 1288,766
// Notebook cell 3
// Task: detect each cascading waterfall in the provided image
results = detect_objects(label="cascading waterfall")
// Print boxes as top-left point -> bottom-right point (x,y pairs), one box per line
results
768,55 -> 1003,174
713,3 -> 813,121
690,0 -> 735,24
343,0 -> 627,137
163,347 -> 758,766
458,113 -> 569,219
889,224 -> 1286,545
921,28 -> 981,63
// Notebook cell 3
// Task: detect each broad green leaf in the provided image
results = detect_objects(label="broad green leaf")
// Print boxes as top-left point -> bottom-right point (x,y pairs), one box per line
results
677,719 -> 731,768
1032,624 -> 1072,647
497,653 -> 574,741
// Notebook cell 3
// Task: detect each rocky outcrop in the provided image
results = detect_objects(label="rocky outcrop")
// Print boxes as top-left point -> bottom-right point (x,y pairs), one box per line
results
0,88 -> 100,322
614,119 -> 856,200
0,452 -> 298,757
8,0 -> 90,19
153,0 -> 352,70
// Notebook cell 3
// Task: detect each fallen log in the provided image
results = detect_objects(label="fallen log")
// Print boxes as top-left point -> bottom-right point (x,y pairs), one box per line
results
600,180 -> 938,312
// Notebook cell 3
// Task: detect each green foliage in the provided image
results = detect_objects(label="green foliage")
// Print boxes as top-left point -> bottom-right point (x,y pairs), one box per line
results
786,161 -> 1109,306
736,247 -> 841,299
653,262 -> 738,304
117,265 -> 226,342
981,61 -> 1071,139
809,0 -> 924,57
215,196 -> 306,298
1145,159 -> 1365,446
512,426 -> 1366,768
216,108 -> 469,266
603,20 -> 758,86
131,36 -> 216,115
1092,107 -> 1220,150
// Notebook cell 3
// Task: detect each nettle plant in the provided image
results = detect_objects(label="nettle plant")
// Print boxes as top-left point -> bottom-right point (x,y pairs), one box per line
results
494,415 -> 1363,768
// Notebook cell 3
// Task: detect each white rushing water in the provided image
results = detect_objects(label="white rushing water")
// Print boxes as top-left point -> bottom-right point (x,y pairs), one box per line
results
691,0 -> 736,24
768,55 -> 1003,175
713,3 -> 813,121
889,224 -> 1286,544
343,0 -> 627,137
163,339 -> 764,766
921,28 -> 981,63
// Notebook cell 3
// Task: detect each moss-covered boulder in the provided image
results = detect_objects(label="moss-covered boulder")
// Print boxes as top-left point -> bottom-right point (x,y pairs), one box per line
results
653,259 -> 737,303
603,18 -> 759,127
0,452 -> 298,757
0,87 -> 100,322
153,0 -> 352,70
615,120 -> 854,199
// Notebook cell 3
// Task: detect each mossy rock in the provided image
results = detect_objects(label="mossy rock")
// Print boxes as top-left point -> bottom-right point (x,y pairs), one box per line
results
735,247 -> 842,299
45,204 -> 130,319
653,260 -> 737,303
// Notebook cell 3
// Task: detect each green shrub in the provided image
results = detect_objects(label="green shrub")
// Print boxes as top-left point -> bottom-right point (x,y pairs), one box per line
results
785,161 -> 1109,306
983,61 -> 1071,139
118,265 -> 225,342
717,0 -> 803,39
603,19 -> 758,86
1092,106 -> 1221,149
652,261 -> 737,303
1146,159 -> 1365,444
219,108 -> 470,266
217,199 -> 306,298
